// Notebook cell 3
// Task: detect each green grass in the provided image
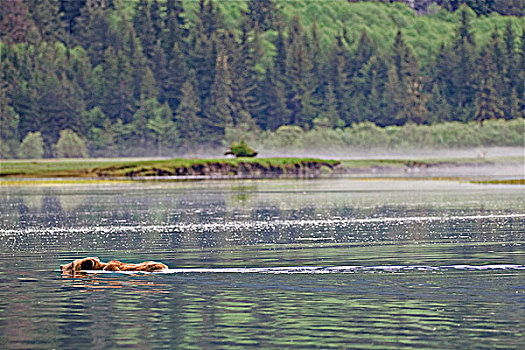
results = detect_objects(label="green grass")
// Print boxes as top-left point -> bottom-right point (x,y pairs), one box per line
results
340,156 -> 523,168
471,179 -> 525,185
2,156 -> 521,179
0,159 -> 127,177
0,157 -> 341,178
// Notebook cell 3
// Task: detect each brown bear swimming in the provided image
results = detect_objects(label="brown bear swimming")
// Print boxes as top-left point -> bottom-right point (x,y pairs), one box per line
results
61,257 -> 168,274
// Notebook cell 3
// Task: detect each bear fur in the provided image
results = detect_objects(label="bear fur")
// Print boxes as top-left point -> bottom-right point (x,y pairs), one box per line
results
61,257 -> 168,274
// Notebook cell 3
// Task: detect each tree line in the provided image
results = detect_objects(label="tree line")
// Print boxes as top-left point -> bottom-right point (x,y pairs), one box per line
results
0,0 -> 523,158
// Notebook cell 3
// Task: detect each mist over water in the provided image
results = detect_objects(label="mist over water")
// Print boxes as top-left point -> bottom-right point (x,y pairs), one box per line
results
256,146 -> 525,159
0,179 -> 524,349
179,145 -> 523,160
98,146 -> 523,161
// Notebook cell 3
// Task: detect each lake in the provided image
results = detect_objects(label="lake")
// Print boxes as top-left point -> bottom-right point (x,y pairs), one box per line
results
0,178 -> 524,349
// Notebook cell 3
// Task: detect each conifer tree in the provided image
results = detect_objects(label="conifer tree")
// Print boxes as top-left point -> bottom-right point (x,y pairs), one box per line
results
11,72 -> 40,142
346,30 -> 381,123
163,0 -> 187,54
274,20 -> 287,77
308,19 -> 325,119
0,85 -> 20,158
427,83 -> 452,123
257,68 -> 290,131
28,0 -> 66,44
58,72 -> 86,133
74,0 -> 113,67
121,23 -> 154,101
0,0 -> 34,44
146,102 -> 178,156
519,27 -> 525,107
151,40 -> 169,97
163,42 -> 187,112
432,42 -> 453,110
32,44 -> 85,151
0,51 -> 20,157
188,32 -> 216,104
197,0 -> 223,38
244,0 -> 277,32
351,30 -> 376,77
285,15 -> 315,127
66,46 -> 94,108
205,54 -> 234,144
188,1 -> 223,105
86,117 -> 117,156
383,64 -> 403,126
309,19 -> 322,79
176,72 -> 203,149
507,87 -> 522,119
389,30 -> 426,125
150,0 -> 164,41
474,77 -> 504,124
450,9 -> 477,121
502,22 -> 521,119
60,0 -> 86,36
133,0 -> 156,60
321,83 -> 342,128
128,97 -> 152,152
230,21 -> 262,130
99,47 -> 134,124
129,98 -> 176,155
352,55 -> 387,125
139,66 -> 159,101
391,30 -> 419,83
326,33 -> 351,124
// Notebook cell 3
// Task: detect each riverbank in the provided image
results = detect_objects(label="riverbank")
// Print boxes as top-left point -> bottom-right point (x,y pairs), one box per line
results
0,158 -> 340,179
0,156 -> 522,180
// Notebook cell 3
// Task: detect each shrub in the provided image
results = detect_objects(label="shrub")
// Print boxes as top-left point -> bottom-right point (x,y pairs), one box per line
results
342,122 -> 389,147
55,129 -> 88,158
0,139 -> 11,159
233,118 -> 524,153
18,132 -> 44,159
225,140 -> 258,157
267,125 -> 305,148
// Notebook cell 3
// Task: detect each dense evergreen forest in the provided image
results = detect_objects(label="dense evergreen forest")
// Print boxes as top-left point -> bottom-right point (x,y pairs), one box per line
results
0,0 -> 523,158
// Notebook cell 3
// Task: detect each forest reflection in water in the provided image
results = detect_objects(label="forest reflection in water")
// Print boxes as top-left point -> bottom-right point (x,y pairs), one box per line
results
0,179 -> 524,349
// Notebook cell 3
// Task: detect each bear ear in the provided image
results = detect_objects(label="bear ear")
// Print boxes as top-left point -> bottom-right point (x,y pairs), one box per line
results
80,258 -> 95,270
78,257 -> 102,270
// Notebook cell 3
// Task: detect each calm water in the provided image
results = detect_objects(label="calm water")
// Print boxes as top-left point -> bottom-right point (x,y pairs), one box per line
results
0,179 -> 524,349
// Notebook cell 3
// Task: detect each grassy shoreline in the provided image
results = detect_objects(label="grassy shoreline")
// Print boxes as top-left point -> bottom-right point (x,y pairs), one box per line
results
0,157 -> 340,178
0,156 -> 522,180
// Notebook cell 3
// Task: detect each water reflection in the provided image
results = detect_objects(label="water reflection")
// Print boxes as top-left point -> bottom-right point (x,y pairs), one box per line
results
0,179 -> 524,349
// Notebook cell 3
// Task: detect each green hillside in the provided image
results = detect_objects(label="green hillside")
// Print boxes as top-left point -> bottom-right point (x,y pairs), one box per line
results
115,1 -> 523,60
187,1 -> 522,60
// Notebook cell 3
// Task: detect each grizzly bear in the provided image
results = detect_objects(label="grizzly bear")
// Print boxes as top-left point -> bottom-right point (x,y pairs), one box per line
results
61,257 -> 168,274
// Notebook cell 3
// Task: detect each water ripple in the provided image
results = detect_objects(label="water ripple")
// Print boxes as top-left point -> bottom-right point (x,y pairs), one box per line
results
1,213 -> 524,235
80,264 -> 525,275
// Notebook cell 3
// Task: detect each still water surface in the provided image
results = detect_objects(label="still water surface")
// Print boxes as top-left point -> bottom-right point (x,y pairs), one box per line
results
0,179 -> 524,349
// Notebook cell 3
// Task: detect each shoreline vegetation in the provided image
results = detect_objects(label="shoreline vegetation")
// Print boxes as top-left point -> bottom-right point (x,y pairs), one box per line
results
227,119 -> 524,152
1,156 -> 522,181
